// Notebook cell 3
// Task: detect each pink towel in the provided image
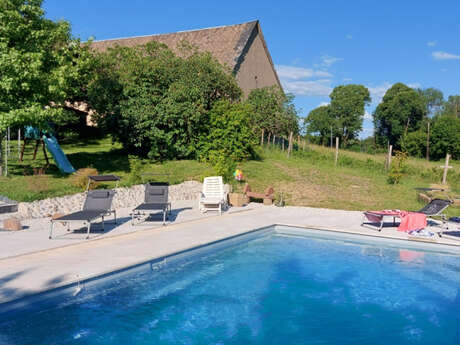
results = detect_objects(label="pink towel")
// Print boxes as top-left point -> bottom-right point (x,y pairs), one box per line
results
365,210 -> 427,232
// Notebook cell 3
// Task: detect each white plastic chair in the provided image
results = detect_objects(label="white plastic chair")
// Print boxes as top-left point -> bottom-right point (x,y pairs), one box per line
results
198,176 -> 226,214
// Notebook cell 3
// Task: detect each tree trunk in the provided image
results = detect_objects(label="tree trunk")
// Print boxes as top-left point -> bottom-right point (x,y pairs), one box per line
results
260,129 -> 265,146
267,132 -> 271,146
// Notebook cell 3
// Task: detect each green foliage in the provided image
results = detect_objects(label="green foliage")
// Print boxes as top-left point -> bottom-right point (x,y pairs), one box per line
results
388,151 -> 408,184
304,105 -> 334,145
246,86 -> 299,138
401,129 -> 427,158
305,84 -> 370,147
0,0 -> 94,132
88,42 -> 241,160
199,100 -> 257,162
329,84 -> 371,146
429,115 -> 460,160
441,95 -> 460,118
416,87 -> 444,117
373,83 -> 425,149
128,156 -> 145,185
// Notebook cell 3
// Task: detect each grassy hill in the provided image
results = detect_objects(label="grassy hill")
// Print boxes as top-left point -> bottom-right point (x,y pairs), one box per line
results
1,137 -> 459,216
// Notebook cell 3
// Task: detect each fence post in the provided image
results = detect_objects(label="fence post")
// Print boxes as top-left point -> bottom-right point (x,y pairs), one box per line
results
287,132 -> 294,157
386,145 -> 393,171
334,137 -> 339,166
273,134 -> 276,147
440,153 -> 452,185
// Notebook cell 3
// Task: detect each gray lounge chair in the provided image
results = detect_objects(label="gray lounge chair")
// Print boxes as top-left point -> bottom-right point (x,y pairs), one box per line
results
49,190 -> 116,239
131,182 -> 171,225
419,198 -> 453,235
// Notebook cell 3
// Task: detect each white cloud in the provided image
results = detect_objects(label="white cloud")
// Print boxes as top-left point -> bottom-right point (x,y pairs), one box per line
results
320,54 -> 344,67
281,79 -> 332,97
432,51 -> 460,60
363,110 -> 373,120
427,41 -> 437,47
367,82 -> 393,103
367,81 -> 422,104
346,34 -> 353,40
407,82 -> 422,89
276,65 -> 332,80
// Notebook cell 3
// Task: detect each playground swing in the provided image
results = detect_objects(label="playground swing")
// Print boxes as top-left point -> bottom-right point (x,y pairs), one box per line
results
19,127 -> 50,165
19,126 -> 75,174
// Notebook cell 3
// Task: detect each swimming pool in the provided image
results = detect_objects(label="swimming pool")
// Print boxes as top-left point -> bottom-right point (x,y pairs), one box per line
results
1,226 -> 460,344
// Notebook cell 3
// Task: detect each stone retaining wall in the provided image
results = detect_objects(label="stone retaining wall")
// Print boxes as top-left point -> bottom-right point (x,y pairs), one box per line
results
16,181 -> 228,220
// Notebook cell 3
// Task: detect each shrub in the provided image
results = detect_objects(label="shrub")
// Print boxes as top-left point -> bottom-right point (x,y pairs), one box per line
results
71,168 -> 99,190
199,100 -> 257,163
401,130 -> 426,158
128,156 -> 145,185
387,151 -> 408,184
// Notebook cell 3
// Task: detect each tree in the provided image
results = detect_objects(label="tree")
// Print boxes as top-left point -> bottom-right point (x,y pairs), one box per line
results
0,0 -> 93,131
246,86 -> 299,140
304,105 -> 335,145
416,87 -> 444,117
88,42 -> 242,160
429,116 -> 460,160
373,83 -> 425,149
441,95 -> 460,118
328,84 -> 371,146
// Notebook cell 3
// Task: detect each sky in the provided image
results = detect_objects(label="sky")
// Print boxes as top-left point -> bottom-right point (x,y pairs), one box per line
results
43,0 -> 460,138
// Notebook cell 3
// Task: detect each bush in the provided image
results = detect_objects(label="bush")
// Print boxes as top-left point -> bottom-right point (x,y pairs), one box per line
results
401,130 -> 427,158
128,156 -> 145,185
199,100 -> 257,163
387,151 -> 408,184
71,168 -> 99,190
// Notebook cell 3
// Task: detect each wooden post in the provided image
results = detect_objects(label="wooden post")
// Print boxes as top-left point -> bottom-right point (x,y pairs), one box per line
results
426,122 -> 430,161
18,128 -> 21,160
260,129 -> 265,146
287,132 -> 293,157
440,153 -> 452,185
334,137 -> 339,166
386,145 -> 393,171
273,134 -> 276,146
282,138 -> 285,151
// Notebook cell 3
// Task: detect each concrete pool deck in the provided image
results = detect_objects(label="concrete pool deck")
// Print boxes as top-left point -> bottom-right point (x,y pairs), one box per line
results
1,202 -> 460,306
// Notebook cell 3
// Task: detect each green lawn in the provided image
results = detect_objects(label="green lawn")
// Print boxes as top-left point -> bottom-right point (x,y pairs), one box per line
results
1,137 -> 459,217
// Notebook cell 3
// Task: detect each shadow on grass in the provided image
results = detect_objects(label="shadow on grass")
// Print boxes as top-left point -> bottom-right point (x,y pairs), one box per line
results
67,148 -> 130,173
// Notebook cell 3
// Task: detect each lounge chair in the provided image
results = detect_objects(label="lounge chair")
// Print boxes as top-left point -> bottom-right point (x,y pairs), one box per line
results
420,198 -> 453,235
49,189 -> 116,239
131,182 -> 171,225
198,176 -> 226,214
362,198 -> 452,232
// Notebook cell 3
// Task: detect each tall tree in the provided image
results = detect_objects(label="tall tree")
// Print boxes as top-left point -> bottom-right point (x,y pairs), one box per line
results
416,87 -> 444,117
304,105 -> 336,145
442,95 -> 460,118
373,83 -> 425,149
246,86 -> 299,139
328,84 -> 371,146
0,0 -> 93,132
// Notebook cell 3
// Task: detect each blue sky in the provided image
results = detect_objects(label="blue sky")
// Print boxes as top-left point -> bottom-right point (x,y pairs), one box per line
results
44,0 -> 460,138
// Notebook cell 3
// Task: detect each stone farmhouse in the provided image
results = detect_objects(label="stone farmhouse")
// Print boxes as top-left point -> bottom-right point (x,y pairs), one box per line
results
90,20 -> 282,96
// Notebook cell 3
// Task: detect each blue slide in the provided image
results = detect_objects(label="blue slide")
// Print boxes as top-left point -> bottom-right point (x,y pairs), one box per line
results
42,135 -> 76,174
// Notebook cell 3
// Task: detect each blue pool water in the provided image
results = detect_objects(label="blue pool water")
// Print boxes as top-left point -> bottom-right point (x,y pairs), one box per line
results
1,230 -> 460,344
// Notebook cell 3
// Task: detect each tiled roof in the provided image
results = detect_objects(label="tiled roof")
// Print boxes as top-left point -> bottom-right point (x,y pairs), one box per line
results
90,21 -> 259,72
